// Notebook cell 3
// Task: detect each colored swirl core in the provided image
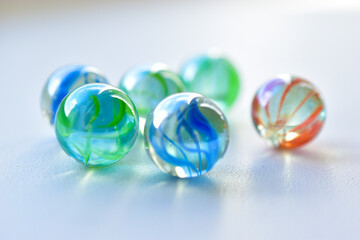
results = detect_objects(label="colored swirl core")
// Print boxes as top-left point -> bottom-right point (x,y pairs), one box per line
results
251,75 -> 326,149
55,83 -> 139,166
144,93 -> 229,178
41,64 -> 108,125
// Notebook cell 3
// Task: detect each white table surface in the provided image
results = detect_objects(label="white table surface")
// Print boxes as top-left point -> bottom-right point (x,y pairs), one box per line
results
1,1 -> 360,239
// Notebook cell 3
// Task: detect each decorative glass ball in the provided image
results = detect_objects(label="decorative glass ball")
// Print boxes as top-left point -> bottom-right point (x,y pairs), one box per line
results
119,63 -> 184,131
251,74 -> 326,149
144,92 -> 229,178
180,52 -> 241,111
55,83 -> 139,166
41,64 -> 108,125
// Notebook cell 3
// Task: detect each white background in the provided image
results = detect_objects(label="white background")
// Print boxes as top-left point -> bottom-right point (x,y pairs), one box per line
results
1,0 -> 360,239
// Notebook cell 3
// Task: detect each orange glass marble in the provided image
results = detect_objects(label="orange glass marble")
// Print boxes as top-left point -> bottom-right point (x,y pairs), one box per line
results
251,74 -> 326,149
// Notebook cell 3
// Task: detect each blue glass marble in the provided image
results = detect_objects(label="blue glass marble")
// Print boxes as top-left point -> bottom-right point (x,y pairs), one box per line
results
41,64 -> 108,125
119,63 -> 184,131
144,92 -> 229,178
55,83 -> 139,166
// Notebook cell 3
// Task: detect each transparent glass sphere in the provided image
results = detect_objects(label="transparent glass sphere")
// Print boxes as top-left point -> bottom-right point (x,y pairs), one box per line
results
55,83 -> 139,166
119,63 -> 185,132
144,92 -> 229,178
180,52 -> 241,111
252,74 -> 326,149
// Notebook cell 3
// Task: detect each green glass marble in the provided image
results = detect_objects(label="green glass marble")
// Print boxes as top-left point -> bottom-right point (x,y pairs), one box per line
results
55,83 -> 139,166
180,52 -> 241,110
119,63 -> 184,130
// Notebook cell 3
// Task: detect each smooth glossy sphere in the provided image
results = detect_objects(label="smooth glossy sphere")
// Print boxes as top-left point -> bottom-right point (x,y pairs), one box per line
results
252,74 -> 326,149
119,63 -> 185,129
55,83 -> 139,166
180,53 -> 241,110
41,64 -> 108,124
144,93 -> 229,178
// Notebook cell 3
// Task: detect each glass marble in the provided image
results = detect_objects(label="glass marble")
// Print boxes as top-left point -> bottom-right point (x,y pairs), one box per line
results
119,63 -> 185,131
180,52 -> 241,110
55,83 -> 139,166
41,64 -> 108,125
144,92 -> 229,178
251,74 -> 326,149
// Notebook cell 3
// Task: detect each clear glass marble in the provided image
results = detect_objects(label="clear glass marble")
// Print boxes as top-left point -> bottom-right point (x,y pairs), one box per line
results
55,83 -> 139,166
180,52 -> 241,111
144,92 -> 229,178
252,74 -> 326,149
41,64 -> 108,125
118,63 -> 185,131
